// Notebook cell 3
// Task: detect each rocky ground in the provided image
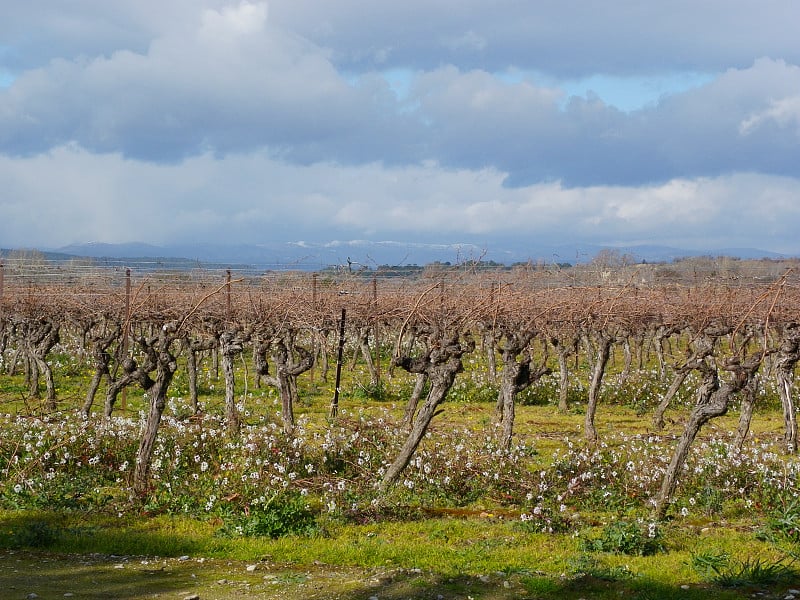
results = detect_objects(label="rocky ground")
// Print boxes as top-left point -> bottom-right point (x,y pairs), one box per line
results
4,550 -> 798,600
0,550 -> 539,600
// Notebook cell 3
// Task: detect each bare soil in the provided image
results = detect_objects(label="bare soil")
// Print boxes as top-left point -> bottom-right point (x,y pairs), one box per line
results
0,550 -> 538,600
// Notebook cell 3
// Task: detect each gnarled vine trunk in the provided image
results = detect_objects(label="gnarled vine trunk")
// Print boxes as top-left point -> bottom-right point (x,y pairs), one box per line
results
774,323 -> 800,454
550,333 -> 578,413
403,372 -> 428,426
654,355 -> 761,519
81,326 -> 120,417
380,331 -> 473,491
262,333 -> 314,435
19,318 -> 60,410
584,332 -> 613,444
494,331 -> 551,450
219,329 -> 248,435
132,324 -> 179,496
652,333 -> 714,429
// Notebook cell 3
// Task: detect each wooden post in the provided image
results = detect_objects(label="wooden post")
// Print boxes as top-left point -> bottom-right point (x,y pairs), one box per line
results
125,268 -> 131,321
330,308 -> 346,418
312,273 -> 318,307
226,269 -> 232,317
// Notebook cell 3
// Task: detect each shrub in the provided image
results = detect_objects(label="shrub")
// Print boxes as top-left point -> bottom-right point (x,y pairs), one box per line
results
217,492 -> 319,539
581,519 -> 664,556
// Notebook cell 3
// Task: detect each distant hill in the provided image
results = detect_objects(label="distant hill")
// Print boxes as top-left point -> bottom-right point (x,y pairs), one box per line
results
53,241 -> 494,270
1,241 -> 788,272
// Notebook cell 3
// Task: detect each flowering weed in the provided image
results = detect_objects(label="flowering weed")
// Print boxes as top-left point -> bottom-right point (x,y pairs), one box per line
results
216,491 -> 319,539
580,519 -> 665,556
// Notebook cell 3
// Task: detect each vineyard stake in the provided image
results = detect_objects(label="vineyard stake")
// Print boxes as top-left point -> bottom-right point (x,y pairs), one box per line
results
330,307 -> 346,418
226,269 -> 232,317
312,273 -> 318,307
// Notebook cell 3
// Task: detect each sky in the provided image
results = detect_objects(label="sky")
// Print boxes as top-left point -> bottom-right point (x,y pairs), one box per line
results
1,0 -> 799,258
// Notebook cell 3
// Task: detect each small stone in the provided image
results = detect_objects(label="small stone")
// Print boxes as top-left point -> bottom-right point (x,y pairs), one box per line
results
503,581 -> 511,588
785,595 -> 796,600
64,595 -> 75,598
478,575 -> 490,583
216,579 -> 228,585
681,585 -> 690,590
183,595 -> 200,600
114,564 -> 125,569
26,594 -> 39,600
179,555 -> 190,561
246,564 -> 258,572
368,596 -> 379,600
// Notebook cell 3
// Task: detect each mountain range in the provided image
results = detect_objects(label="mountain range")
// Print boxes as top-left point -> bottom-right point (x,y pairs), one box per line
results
29,240 -> 788,271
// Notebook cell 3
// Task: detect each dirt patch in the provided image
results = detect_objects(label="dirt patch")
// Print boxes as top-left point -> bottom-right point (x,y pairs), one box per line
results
0,550 -> 535,600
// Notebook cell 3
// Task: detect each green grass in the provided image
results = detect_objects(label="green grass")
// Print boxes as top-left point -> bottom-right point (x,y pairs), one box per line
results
1,344 -> 799,599
0,510 -> 787,599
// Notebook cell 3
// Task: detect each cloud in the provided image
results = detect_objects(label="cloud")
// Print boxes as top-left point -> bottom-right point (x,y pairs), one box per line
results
740,95 -> 800,136
407,58 -> 800,186
0,1 -> 386,161
201,1 -> 268,37
0,1 -> 799,257
267,0 -> 800,75
6,1 -> 798,77
2,10 -> 797,186
2,146 -> 798,253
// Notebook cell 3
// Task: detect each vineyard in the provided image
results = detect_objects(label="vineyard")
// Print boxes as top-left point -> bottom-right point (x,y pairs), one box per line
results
2,258 -> 800,598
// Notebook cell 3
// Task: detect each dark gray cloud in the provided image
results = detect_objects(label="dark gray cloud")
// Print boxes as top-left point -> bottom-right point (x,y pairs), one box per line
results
5,1 -> 798,77
2,33 -> 797,186
0,1 -> 798,254
268,0 -> 800,75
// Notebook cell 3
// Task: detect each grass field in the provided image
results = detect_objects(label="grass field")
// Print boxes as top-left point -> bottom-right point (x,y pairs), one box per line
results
1,348 -> 800,599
